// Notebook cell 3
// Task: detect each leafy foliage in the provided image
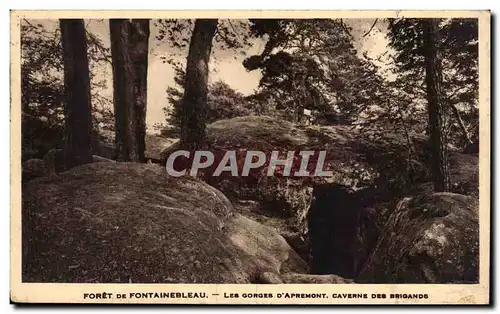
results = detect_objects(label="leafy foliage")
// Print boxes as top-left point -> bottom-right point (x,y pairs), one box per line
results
350,18 -> 480,190
21,20 -> 114,160
155,19 -> 252,65
244,19 -> 388,124
22,18 -> 479,196
155,19 -> 255,138
383,18 -> 479,148
161,66 -> 255,137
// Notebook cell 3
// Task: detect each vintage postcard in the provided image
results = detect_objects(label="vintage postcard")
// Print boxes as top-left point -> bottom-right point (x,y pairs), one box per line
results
10,10 -> 490,305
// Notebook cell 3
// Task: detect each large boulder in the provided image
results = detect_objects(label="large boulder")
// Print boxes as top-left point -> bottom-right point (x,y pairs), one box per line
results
356,193 -> 479,283
22,162 -> 307,283
354,197 -> 398,278
160,116 -> 479,247
159,116 -> 370,238
159,116 -> 479,277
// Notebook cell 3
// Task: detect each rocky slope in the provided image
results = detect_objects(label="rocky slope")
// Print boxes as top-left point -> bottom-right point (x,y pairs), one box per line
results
22,116 -> 480,284
22,162 -> 308,283
160,116 -> 479,253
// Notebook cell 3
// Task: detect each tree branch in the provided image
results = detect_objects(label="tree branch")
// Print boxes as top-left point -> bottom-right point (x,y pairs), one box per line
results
227,20 -> 242,43
362,18 -> 379,37
214,26 -> 236,48
85,30 -> 112,65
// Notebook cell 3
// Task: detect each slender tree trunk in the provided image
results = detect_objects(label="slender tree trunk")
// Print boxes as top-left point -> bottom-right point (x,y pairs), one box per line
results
423,19 -> 451,192
110,19 -> 150,162
60,19 -> 93,170
180,19 -> 218,151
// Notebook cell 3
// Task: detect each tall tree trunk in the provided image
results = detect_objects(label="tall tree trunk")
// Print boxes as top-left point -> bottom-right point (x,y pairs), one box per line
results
423,19 -> 451,192
180,19 -> 218,151
110,19 -> 150,162
60,19 -> 93,170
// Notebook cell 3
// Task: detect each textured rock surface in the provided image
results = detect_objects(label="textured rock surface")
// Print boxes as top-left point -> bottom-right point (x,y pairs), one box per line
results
356,193 -> 479,283
160,116 -> 478,243
94,130 -> 177,162
22,162 -> 307,283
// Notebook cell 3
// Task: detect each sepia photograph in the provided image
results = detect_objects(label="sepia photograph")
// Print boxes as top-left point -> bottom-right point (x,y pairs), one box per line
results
10,10 -> 490,304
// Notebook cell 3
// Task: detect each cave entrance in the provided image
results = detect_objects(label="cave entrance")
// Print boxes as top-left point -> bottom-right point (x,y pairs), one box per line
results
307,183 -> 362,279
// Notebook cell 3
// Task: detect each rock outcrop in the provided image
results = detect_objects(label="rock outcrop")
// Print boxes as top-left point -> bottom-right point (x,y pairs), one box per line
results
160,116 -> 479,241
22,162 -> 307,283
356,193 -> 479,283
21,116 -> 481,284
